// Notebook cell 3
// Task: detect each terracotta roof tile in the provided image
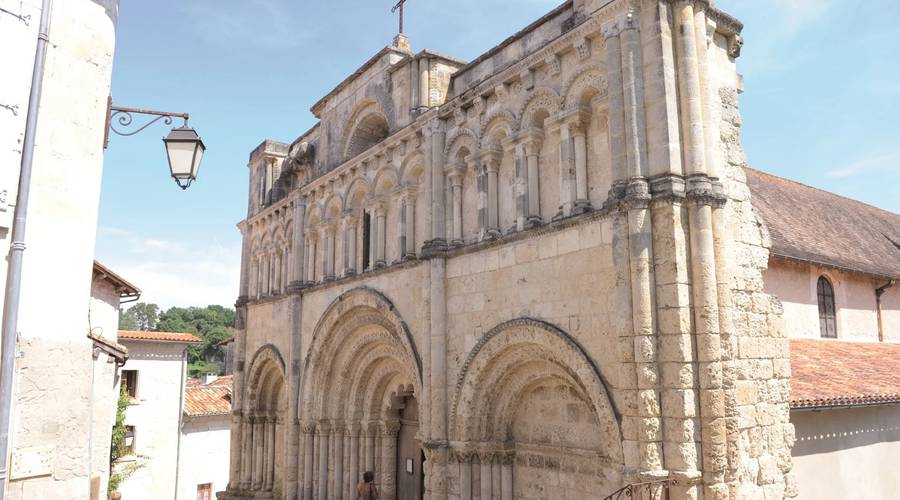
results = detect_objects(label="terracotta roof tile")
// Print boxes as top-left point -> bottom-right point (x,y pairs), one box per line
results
745,167 -> 900,280
790,339 -> 900,409
184,380 -> 232,417
118,330 -> 202,343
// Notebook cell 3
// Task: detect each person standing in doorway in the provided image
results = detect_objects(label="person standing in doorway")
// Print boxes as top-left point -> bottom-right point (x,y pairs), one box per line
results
357,471 -> 379,499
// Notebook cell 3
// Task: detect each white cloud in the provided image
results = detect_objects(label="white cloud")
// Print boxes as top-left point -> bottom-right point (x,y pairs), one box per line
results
825,152 -> 900,179
772,0 -> 831,33
181,0 -> 311,49
96,227 -> 240,309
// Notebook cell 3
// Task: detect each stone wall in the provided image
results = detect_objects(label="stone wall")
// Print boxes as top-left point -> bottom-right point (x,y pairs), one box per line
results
224,1 -> 796,499
1,1 -> 119,498
179,414 -> 232,500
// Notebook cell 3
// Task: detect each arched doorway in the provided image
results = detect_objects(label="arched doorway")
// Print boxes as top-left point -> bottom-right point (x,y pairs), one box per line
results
239,345 -> 287,497
298,288 -> 423,500
394,395 -> 423,500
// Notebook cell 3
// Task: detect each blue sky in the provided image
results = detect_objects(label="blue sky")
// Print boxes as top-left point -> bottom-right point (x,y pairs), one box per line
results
96,0 -> 900,308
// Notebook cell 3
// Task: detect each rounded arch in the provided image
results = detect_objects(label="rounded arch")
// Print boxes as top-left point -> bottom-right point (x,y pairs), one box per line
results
299,287 -> 423,422
444,127 -> 479,162
343,101 -> 390,160
399,151 -> 426,187
518,86 -> 561,129
562,67 -> 609,111
372,167 -> 400,197
343,176 -> 372,213
322,193 -> 343,221
450,318 -> 621,457
245,344 -> 287,412
478,109 -> 518,148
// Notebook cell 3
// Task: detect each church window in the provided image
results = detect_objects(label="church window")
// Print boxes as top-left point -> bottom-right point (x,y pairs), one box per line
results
817,276 -> 837,338
362,212 -> 372,269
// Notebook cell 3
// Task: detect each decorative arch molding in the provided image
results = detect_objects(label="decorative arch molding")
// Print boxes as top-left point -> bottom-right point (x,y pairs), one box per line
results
342,100 -> 391,161
343,176 -> 373,212
443,127 -> 479,161
299,287 -> 423,421
517,86 -> 562,129
478,109 -> 519,148
399,150 -> 426,186
245,343 -> 287,411
561,67 -> 609,111
450,318 -> 621,451
371,167 -> 401,196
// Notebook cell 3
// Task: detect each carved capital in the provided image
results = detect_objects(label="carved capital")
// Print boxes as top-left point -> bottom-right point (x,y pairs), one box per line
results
316,420 -> 332,435
575,36 -> 591,60
544,54 -> 561,76
454,449 -> 476,464
446,164 -> 466,186
382,420 -> 401,437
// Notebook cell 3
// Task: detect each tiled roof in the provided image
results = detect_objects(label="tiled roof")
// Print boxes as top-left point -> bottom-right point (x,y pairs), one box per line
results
118,330 -> 202,343
790,339 -> 900,409
93,260 -> 141,298
184,377 -> 233,417
745,167 -> 900,280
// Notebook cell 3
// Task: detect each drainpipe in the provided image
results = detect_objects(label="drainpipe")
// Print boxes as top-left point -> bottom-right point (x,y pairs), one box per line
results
0,0 -> 53,496
876,280 -> 894,342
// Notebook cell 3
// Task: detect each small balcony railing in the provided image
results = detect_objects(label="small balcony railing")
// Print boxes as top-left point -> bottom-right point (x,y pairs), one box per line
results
602,478 -> 677,500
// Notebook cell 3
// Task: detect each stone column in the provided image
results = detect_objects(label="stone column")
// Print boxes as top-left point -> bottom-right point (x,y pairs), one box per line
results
447,166 -> 465,244
344,214 -> 357,276
333,421 -> 345,500
265,416 -> 276,490
317,421 -> 331,500
428,119 -> 447,247
364,422 -> 376,473
306,234 -> 317,283
374,202 -> 387,267
456,450 -> 474,500
513,144 -> 528,231
621,12 -> 649,181
238,226 -> 251,297
228,413 -> 243,490
491,458 -> 501,499
240,413 -> 252,490
252,415 -> 263,490
419,57 -> 430,110
292,199 -> 307,286
347,424 -> 361,499
603,20 -> 628,191
482,153 -> 501,237
675,0 -> 707,177
322,224 -> 335,280
557,124 -> 575,218
500,451 -> 514,500
570,119 -> 591,212
524,138 -> 542,226
403,191 -> 417,257
478,450 -> 493,500
381,421 -> 401,499
302,423 -> 315,500
476,164 -> 488,239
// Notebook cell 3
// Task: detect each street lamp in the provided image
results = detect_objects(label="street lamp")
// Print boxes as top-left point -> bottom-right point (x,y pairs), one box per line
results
103,97 -> 206,189
163,126 -> 205,190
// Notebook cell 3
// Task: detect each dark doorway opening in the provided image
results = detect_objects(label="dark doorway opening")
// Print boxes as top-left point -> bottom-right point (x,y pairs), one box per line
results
396,396 -> 424,500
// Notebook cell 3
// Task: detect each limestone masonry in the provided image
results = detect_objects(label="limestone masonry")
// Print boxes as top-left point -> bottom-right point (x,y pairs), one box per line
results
221,1 -> 795,499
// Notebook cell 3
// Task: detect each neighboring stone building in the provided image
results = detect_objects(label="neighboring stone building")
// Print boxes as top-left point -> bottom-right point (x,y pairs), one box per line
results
87,261 -> 139,499
222,1 -> 798,499
180,375 -> 234,500
0,0 -> 120,498
117,330 -> 201,500
744,168 -> 900,500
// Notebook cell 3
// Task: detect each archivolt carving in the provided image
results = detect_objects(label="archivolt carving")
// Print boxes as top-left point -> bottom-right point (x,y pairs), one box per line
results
245,344 -> 287,411
343,176 -> 372,212
450,318 -> 621,458
518,86 -> 561,129
444,127 -> 479,163
478,109 -> 518,148
561,67 -> 609,111
299,287 -> 422,422
342,100 -> 391,161
399,151 -> 426,186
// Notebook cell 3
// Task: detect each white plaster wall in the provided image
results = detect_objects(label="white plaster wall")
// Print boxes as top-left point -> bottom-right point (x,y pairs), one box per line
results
1,0 -> 119,498
763,258 -> 899,341
177,415 -> 231,500
88,277 -> 124,498
117,341 -> 188,500
791,406 -> 900,500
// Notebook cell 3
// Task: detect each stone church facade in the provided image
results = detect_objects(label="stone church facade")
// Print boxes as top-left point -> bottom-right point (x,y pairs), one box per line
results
222,1 -> 796,499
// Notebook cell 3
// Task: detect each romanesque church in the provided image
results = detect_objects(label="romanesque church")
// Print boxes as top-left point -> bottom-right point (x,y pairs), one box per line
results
221,1 -> 796,498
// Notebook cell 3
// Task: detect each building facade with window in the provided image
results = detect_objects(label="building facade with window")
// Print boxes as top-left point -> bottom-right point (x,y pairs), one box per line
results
116,330 -> 201,500
747,167 -> 900,499
179,375 -> 233,500
222,1 -> 802,499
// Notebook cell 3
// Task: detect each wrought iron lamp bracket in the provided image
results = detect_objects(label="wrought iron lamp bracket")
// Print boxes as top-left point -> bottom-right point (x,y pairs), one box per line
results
103,96 -> 190,149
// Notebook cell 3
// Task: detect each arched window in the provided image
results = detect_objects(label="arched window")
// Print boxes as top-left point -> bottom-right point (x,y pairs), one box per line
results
817,276 -> 837,338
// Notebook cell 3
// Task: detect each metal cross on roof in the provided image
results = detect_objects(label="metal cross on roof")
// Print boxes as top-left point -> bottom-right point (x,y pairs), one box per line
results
391,0 -> 408,34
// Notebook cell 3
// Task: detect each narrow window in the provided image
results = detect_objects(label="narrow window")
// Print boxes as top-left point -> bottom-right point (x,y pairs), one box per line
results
124,425 -> 136,454
122,370 -> 138,399
362,212 -> 372,270
817,276 -> 837,338
197,483 -> 212,500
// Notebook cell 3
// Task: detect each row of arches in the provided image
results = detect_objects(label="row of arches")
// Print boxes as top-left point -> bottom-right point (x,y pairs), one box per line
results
229,288 -> 623,499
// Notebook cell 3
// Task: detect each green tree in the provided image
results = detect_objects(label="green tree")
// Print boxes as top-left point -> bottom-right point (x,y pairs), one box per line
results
108,386 -> 146,495
157,305 -> 235,377
118,302 -> 159,331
